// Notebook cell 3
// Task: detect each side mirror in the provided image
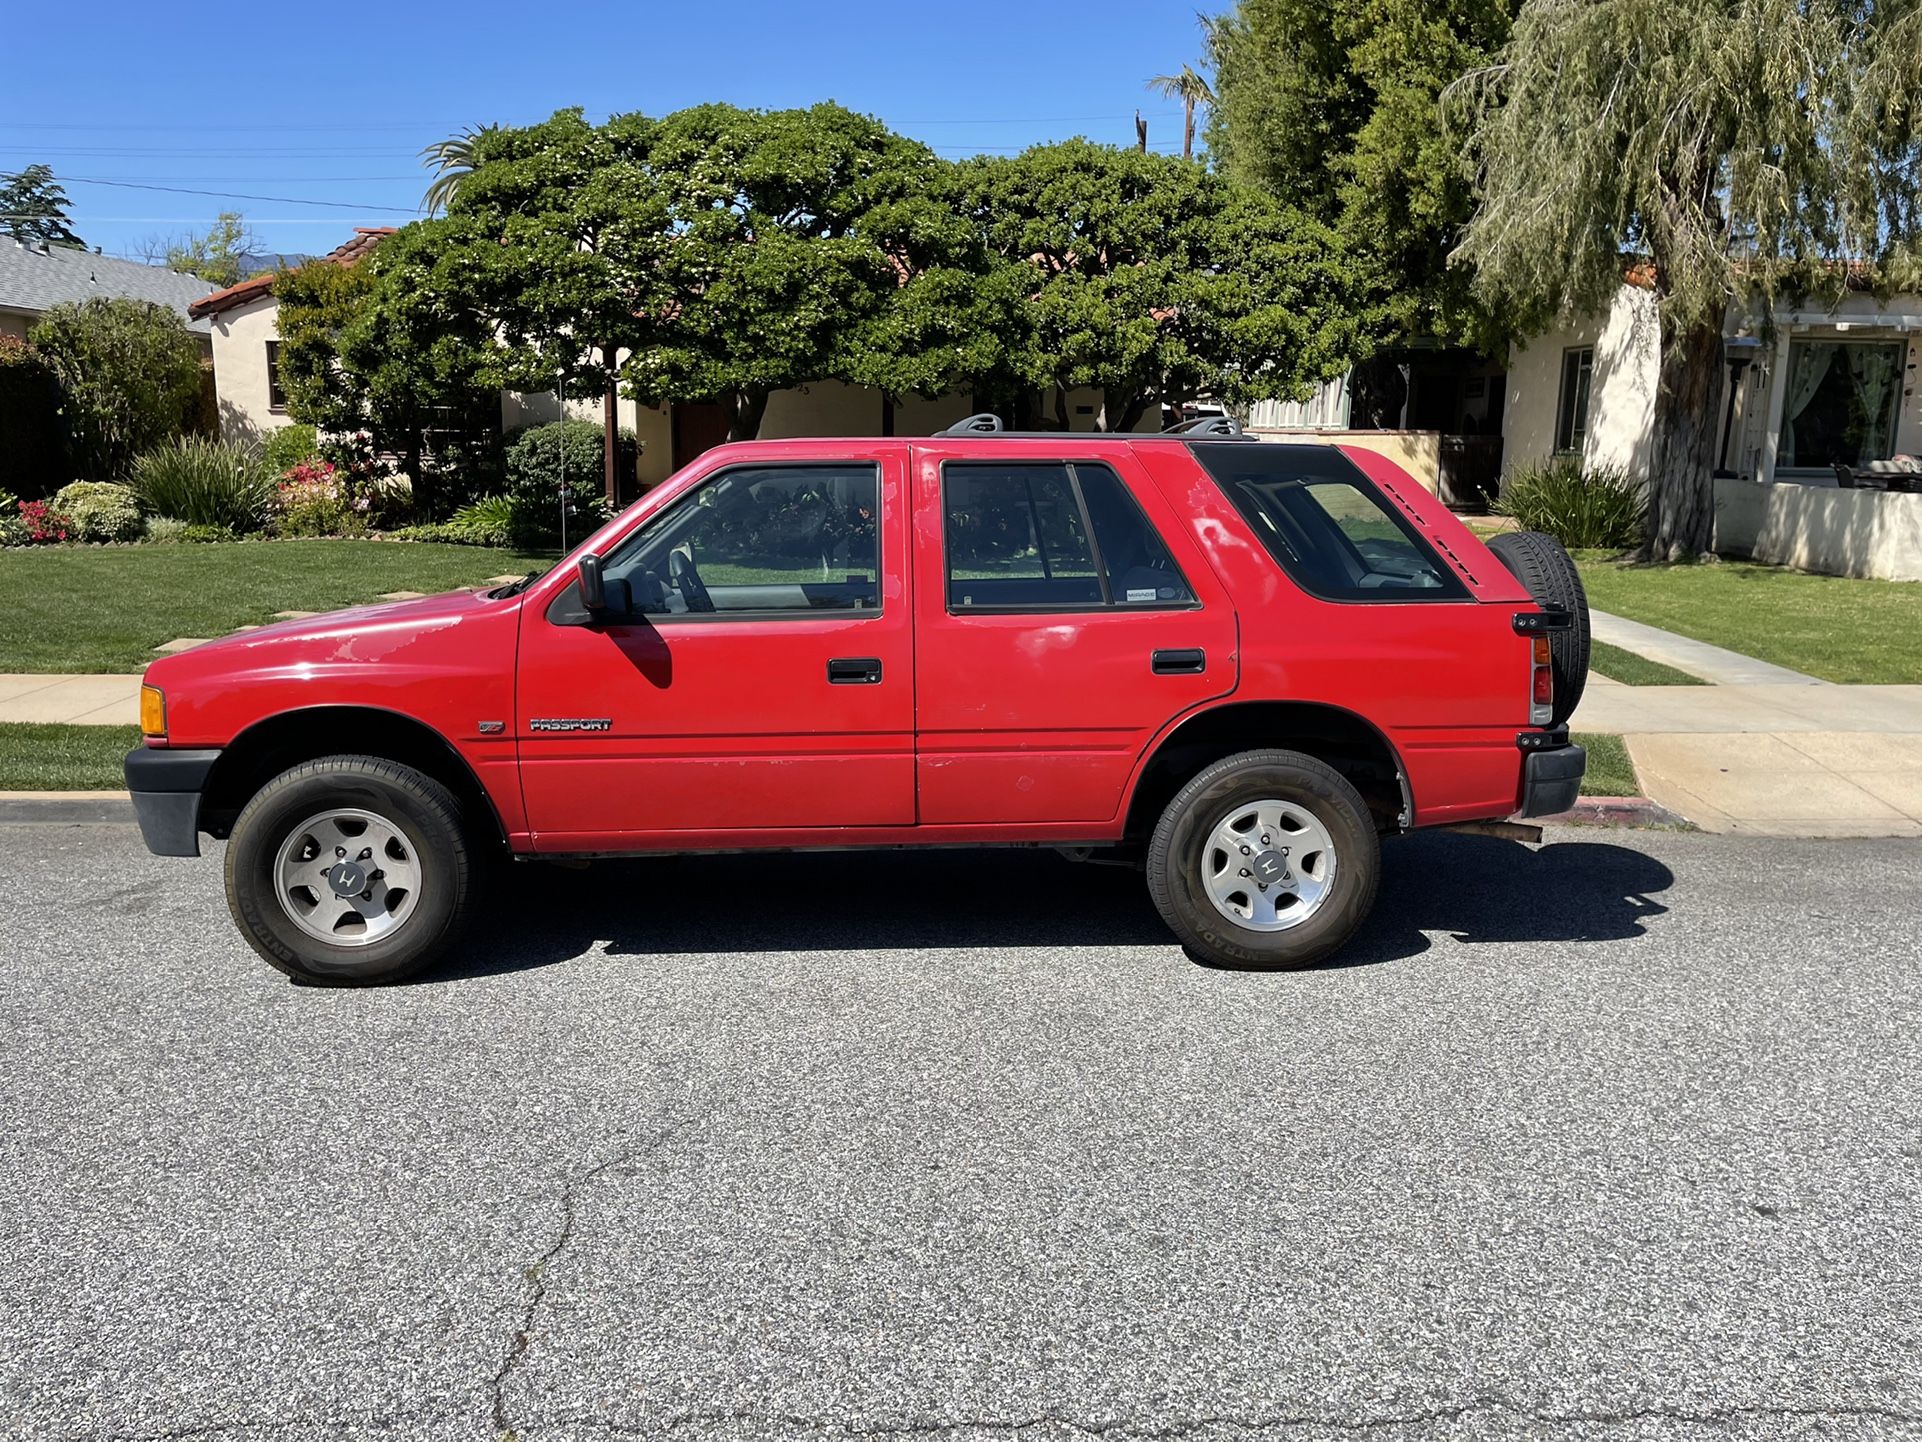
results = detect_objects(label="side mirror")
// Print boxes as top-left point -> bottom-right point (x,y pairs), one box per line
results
578,552 -> 607,611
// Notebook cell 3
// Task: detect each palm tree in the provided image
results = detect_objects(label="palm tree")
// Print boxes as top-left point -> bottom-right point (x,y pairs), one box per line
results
419,124 -> 498,215
1146,65 -> 1216,162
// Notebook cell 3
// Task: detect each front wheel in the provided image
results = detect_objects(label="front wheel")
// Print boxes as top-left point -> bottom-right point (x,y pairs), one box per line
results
1146,749 -> 1380,969
225,756 -> 472,986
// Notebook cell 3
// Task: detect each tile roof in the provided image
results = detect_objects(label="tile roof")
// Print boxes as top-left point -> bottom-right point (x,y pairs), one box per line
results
0,238 -> 219,332
188,227 -> 398,319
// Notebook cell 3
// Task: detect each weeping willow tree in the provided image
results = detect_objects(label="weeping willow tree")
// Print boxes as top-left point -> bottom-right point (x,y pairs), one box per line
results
1450,0 -> 1922,560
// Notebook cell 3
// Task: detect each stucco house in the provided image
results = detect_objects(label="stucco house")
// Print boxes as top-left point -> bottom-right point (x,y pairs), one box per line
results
0,236 -> 215,349
189,227 -> 396,443
1252,279 -> 1922,496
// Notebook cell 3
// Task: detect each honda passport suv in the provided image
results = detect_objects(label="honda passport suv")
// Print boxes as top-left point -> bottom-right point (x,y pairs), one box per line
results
126,417 -> 1589,984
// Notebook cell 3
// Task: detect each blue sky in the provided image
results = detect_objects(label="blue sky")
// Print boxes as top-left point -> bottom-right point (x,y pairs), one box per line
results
4,0 -> 1210,264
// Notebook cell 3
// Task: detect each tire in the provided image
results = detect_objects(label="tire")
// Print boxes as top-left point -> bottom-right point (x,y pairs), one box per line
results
1486,529 -> 1591,726
224,755 -> 472,986
1146,749 -> 1380,970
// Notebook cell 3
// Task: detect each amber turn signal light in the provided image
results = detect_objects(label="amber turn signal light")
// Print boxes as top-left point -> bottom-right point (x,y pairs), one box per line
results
139,685 -> 167,738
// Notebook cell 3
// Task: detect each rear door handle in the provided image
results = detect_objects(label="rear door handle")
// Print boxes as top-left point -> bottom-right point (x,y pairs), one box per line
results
828,656 -> 883,684
1151,648 -> 1206,675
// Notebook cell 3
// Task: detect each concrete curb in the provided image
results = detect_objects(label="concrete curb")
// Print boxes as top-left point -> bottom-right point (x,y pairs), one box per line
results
0,792 -> 134,824
1542,796 -> 1694,829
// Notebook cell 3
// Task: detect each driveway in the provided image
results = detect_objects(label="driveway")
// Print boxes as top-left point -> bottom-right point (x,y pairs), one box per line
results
2,826 -> 1919,1440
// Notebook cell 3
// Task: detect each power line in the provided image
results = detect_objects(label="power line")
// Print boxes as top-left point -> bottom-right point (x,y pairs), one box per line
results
41,175 -> 417,213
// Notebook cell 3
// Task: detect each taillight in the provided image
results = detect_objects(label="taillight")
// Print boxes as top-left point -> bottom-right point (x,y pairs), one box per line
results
1530,635 -> 1553,723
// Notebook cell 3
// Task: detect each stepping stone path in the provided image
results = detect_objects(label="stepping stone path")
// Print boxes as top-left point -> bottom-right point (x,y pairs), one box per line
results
377,591 -> 426,601
482,574 -> 524,586
153,638 -> 210,654
272,611 -> 321,620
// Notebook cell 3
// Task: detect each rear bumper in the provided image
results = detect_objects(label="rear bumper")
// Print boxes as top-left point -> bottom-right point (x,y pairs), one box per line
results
1516,742 -> 1586,818
124,747 -> 220,857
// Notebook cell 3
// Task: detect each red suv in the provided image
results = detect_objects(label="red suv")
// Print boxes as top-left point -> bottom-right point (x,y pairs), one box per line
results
126,419 -> 1589,985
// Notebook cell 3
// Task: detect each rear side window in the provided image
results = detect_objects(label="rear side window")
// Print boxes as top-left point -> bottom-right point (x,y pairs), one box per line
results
944,461 -> 1195,611
1190,443 -> 1466,601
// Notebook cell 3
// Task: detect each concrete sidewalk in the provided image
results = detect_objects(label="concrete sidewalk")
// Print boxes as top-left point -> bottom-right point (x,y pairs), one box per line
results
1572,683 -> 1922,837
1590,609 -> 1825,685
0,675 -> 141,726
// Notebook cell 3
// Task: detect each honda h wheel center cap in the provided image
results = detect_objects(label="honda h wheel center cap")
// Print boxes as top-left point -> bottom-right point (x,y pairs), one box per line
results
1251,850 -> 1292,886
326,861 -> 369,897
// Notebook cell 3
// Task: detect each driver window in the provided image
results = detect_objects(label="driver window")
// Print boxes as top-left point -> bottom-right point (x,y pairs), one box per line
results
606,464 -> 880,616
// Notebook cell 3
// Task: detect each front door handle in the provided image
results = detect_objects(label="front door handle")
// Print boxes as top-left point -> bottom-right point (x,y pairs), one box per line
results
828,656 -> 883,684
1152,648 -> 1206,675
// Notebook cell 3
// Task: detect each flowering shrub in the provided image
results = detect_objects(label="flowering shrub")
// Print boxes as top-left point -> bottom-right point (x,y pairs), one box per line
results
273,460 -> 369,538
17,499 -> 77,543
52,481 -> 145,543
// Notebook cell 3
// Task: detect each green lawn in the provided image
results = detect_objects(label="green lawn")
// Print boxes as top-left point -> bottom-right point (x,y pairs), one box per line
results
1588,639 -> 1706,687
1574,732 -> 1637,797
0,724 -> 139,790
1576,555 -> 1922,684
0,541 -> 553,674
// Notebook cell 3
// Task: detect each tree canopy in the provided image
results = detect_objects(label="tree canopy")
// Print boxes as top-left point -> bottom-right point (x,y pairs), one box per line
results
1450,0 -> 1922,557
958,140 -> 1360,431
29,299 -> 203,482
163,212 -> 262,287
0,165 -> 85,250
1205,0 -> 1516,349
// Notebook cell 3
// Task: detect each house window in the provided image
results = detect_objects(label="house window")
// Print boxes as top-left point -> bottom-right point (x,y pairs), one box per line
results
1777,339 -> 1905,469
265,340 -> 286,412
1554,346 -> 1594,455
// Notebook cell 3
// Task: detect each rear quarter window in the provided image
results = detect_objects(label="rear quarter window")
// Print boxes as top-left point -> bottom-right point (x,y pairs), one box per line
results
1189,443 -> 1467,602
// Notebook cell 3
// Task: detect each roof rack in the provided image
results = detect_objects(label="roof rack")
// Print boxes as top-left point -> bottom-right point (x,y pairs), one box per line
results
1162,415 -> 1244,437
939,413 -> 1006,436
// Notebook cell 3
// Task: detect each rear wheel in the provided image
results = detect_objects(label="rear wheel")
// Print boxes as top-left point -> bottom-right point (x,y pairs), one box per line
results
1486,529 -> 1591,725
1146,749 -> 1380,969
225,756 -> 471,986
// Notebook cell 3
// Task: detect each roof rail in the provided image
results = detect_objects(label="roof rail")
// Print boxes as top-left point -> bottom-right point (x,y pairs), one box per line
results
1163,415 -> 1244,437
939,413 -> 1006,436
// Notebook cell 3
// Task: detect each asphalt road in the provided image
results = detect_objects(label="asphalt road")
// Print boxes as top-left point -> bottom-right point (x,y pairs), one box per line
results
2,822 -> 1919,1442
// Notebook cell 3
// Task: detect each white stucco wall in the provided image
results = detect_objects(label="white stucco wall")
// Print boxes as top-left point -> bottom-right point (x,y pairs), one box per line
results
209,296 -> 293,444
1715,475 -> 1922,581
1501,285 -> 1659,482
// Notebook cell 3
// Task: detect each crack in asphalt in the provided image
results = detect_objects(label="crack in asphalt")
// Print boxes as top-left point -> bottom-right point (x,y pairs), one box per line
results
490,1120 -> 691,1441
547,1396 -> 1922,1439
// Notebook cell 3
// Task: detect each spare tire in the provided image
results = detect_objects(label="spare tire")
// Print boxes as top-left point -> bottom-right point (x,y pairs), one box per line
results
1486,530 -> 1590,727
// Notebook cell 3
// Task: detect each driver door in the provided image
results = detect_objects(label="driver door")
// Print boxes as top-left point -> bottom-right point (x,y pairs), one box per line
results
515,446 -> 914,847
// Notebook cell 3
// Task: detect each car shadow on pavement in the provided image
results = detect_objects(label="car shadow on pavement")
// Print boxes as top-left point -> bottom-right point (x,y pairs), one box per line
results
426,831 -> 1674,983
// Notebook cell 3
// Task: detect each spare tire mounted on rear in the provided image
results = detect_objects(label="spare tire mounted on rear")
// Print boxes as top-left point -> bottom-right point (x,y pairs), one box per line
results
1485,529 -> 1591,728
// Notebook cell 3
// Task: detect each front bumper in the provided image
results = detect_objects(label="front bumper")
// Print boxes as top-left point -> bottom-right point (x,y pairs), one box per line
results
1517,742 -> 1587,818
124,747 -> 220,857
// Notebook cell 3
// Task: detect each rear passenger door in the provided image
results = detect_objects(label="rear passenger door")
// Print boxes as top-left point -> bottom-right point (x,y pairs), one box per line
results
911,443 -> 1237,826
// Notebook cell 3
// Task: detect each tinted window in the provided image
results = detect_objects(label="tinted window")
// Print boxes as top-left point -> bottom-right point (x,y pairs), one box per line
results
944,461 -> 1193,611
606,464 -> 879,616
1190,443 -> 1464,600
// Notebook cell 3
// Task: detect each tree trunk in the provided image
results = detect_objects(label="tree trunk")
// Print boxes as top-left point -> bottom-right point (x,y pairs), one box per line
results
1104,387 -> 1153,434
1645,319 -> 1723,561
405,427 -> 427,519
1182,99 -> 1195,161
725,389 -> 770,443
602,370 -> 620,506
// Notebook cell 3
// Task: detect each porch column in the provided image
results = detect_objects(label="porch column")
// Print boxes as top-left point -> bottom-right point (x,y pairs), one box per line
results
1759,330 -> 1793,483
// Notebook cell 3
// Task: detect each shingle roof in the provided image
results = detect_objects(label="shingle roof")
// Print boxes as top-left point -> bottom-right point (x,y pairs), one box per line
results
188,226 -> 398,319
0,238 -> 218,332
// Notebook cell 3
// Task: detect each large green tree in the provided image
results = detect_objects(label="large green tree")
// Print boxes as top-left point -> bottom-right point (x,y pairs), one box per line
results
1206,0 -> 1515,349
0,165 -> 85,250
1450,0 -> 1922,559
630,102 -> 968,441
956,140 -> 1361,431
29,298 -> 202,481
